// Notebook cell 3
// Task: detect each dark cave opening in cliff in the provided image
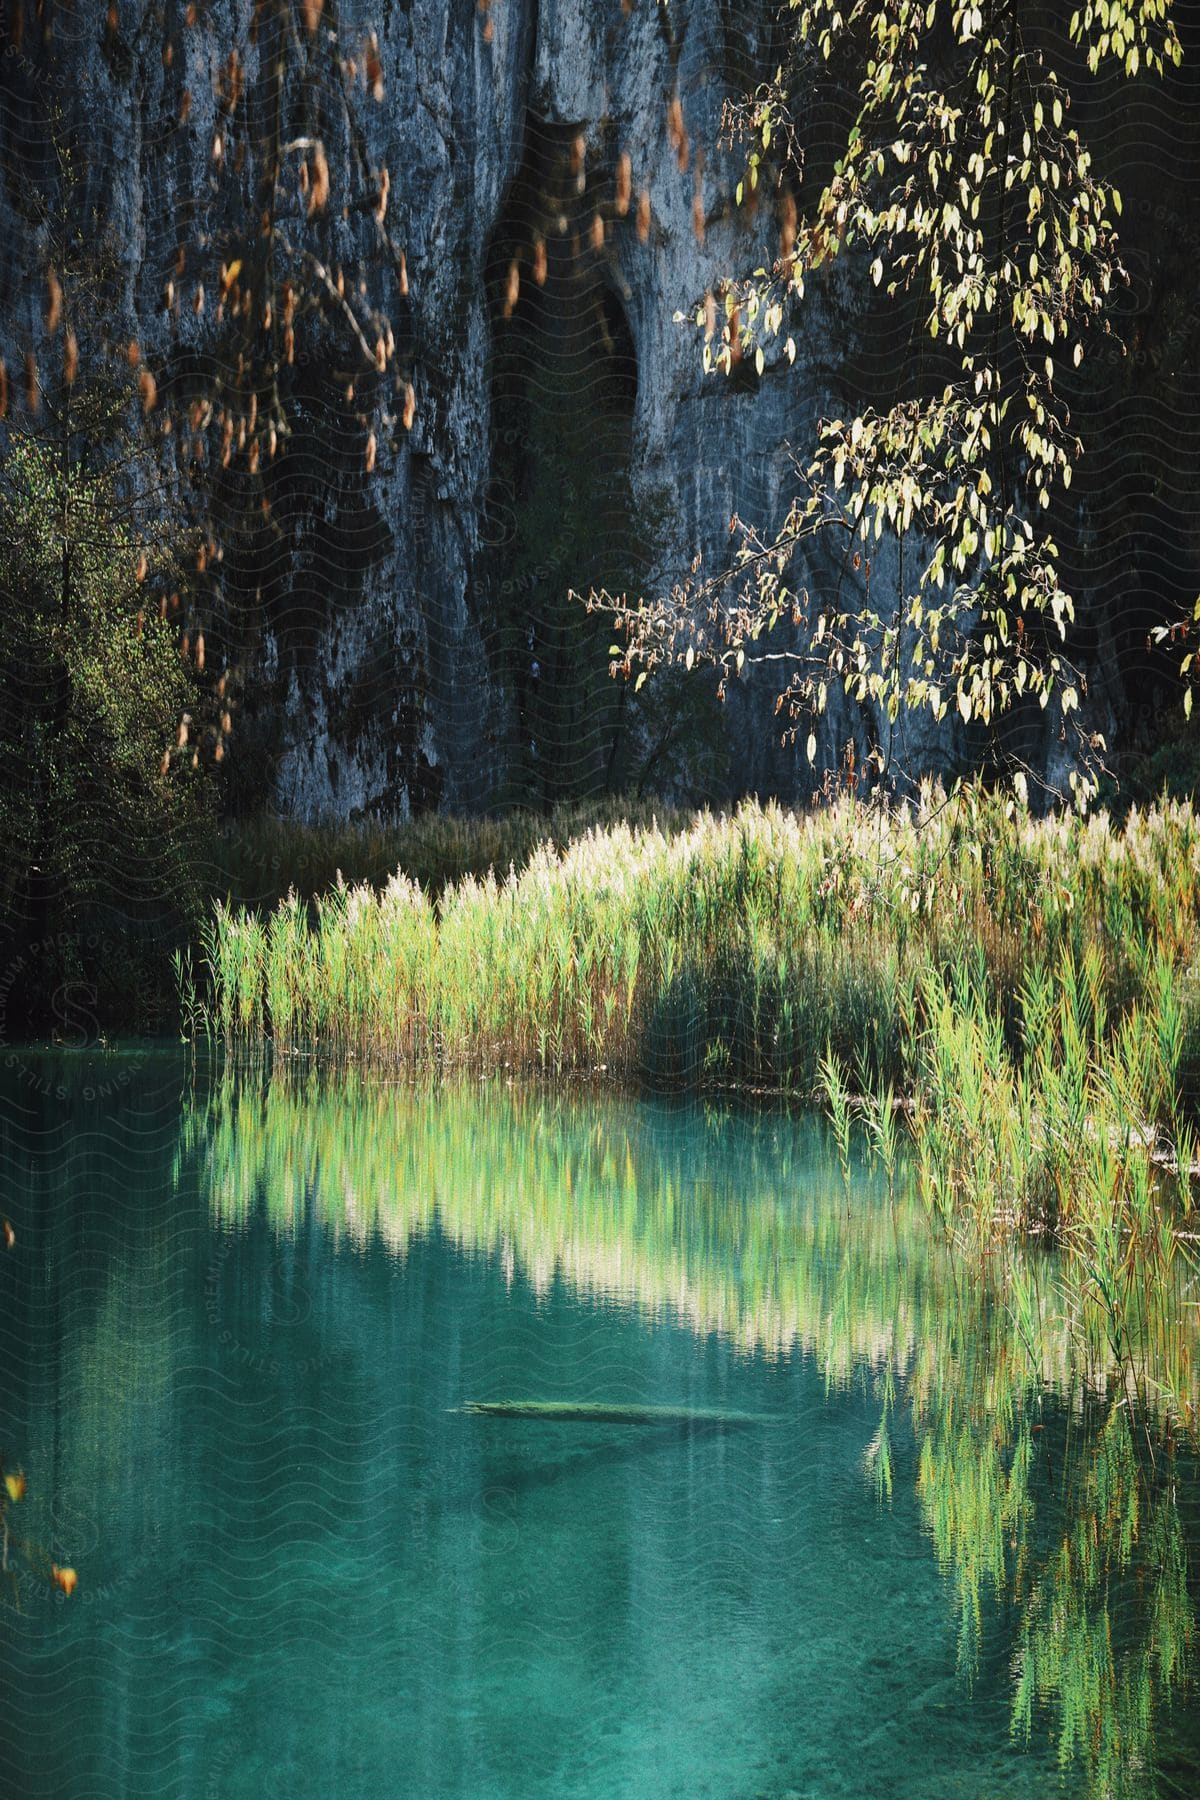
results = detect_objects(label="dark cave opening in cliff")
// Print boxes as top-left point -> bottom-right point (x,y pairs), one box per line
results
483,117 -> 650,810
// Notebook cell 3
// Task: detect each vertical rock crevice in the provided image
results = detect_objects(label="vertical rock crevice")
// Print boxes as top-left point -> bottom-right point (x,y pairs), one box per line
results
483,115 -> 647,807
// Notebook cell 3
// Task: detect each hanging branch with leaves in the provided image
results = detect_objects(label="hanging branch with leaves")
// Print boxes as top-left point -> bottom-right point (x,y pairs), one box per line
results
594,0 -> 1182,786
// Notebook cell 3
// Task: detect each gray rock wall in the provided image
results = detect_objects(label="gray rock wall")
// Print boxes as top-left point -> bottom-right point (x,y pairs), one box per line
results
1,0 -> 974,818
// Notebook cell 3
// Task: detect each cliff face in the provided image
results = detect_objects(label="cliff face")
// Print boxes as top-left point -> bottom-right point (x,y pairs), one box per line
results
264,0 -> 894,814
11,1 -> 1173,817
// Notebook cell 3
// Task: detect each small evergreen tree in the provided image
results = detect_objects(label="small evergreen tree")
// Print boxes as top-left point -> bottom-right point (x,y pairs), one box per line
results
0,197 -> 209,1032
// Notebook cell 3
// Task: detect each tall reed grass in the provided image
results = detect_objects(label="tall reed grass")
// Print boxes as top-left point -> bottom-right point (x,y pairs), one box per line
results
191,782 -> 1200,1104
207,796 -> 691,910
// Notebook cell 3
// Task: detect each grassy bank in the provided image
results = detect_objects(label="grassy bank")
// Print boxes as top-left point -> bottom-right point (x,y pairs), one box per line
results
191,783 -> 1200,1089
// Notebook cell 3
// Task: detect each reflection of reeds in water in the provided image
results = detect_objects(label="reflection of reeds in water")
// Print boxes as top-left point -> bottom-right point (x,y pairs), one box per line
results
1012,1410 -> 1192,1800
916,1345 -> 1195,1800
191,1072 -> 949,1370
188,1071 -> 1199,1800
192,1070 -> 1200,1426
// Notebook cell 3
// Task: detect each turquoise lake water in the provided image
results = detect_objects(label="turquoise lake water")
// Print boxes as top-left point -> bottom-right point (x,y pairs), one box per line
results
0,1051 -> 1197,1798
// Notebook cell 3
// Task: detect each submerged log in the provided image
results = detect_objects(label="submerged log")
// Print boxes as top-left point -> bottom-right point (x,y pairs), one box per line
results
454,1401 -> 772,1426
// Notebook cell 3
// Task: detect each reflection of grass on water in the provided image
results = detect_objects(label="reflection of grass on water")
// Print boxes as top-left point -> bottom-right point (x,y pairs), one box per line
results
188,1075 -> 942,1368
1014,1412 -> 1191,1798
916,1344 -> 1195,1800
188,1072 -> 1199,1800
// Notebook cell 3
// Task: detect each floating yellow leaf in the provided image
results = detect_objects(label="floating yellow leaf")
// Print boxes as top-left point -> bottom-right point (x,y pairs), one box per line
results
4,1471 -> 26,1502
51,1565 -> 78,1597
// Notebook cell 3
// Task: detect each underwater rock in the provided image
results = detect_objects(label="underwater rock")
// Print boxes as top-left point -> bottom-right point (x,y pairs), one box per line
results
455,1400 -> 772,1426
